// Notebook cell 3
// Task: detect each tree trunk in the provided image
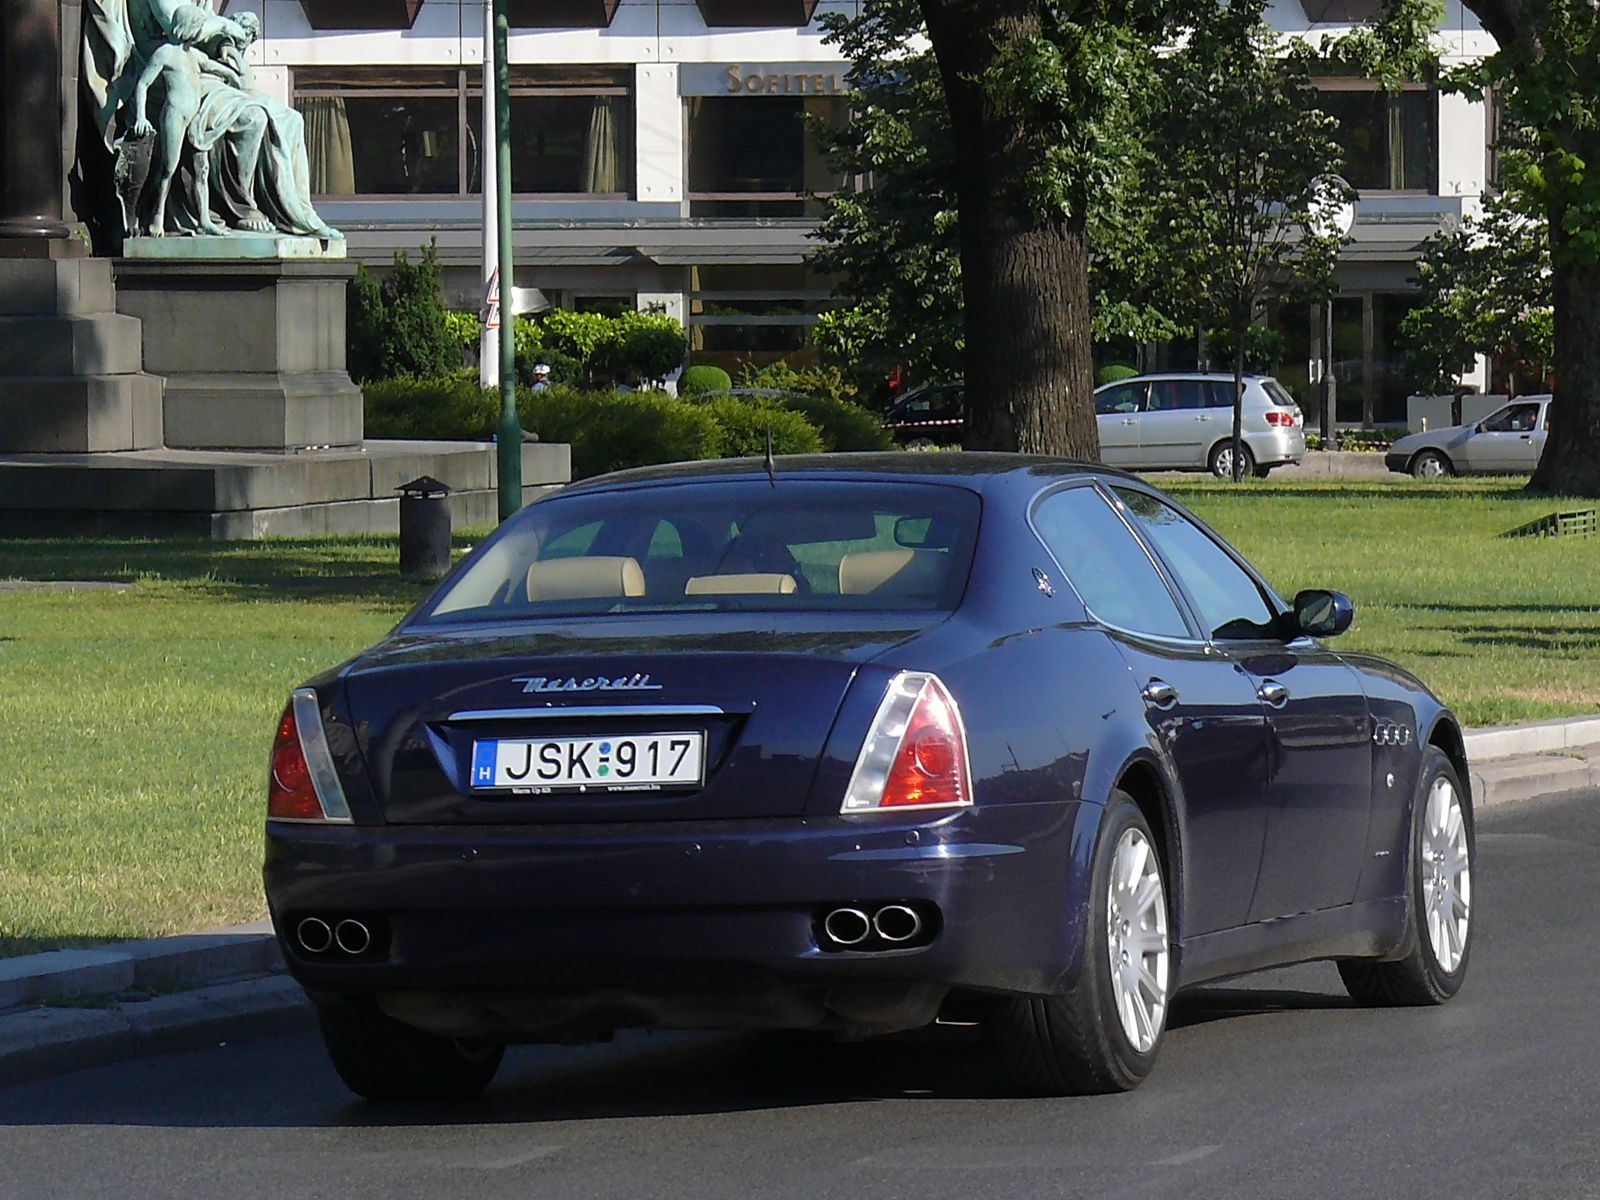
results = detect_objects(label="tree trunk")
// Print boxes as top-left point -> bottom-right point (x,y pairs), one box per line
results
1529,192 -> 1600,496
921,0 -> 1101,458
1232,326 -> 1247,482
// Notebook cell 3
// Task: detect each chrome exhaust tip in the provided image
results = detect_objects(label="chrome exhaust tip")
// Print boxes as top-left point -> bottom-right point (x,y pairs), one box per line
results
822,907 -> 872,947
334,918 -> 372,955
873,904 -> 922,944
296,917 -> 332,954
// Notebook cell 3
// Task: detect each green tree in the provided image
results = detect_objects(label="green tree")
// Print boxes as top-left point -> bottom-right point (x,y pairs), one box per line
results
1451,0 -> 1600,494
1150,0 -> 1349,479
1402,189 -> 1552,396
911,0 -> 1192,455
346,241 -> 458,384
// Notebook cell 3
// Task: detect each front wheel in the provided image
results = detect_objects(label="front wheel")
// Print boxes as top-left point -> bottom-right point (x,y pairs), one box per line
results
317,999 -> 505,1101
1410,449 -> 1453,478
1338,747 -> 1473,1006
1209,440 -> 1256,480
993,791 -> 1171,1094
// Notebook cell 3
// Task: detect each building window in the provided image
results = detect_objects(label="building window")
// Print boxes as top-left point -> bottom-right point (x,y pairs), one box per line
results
294,66 -> 634,198
688,264 -> 832,370
1317,83 -> 1436,193
686,97 -> 848,217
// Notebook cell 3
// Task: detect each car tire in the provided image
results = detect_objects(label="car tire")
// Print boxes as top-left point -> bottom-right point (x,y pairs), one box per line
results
993,791 -> 1171,1094
1209,441 -> 1255,480
317,999 -> 505,1101
1410,450 -> 1453,478
1338,747 -> 1473,1006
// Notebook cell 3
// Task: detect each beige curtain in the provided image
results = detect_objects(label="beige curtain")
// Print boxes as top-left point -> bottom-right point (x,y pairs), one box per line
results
583,97 -> 623,193
298,97 -> 355,195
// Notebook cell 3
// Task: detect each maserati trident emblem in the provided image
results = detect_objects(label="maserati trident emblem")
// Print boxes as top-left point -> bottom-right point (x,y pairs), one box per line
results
513,673 -> 664,695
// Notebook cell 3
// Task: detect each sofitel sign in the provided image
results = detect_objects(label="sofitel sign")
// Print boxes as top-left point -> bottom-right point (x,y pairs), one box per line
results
679,63 -> 847,97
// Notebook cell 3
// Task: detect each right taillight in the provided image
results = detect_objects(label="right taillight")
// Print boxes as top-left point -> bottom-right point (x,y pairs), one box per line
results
1265,410 -> 1297,427
268,689 -> 353,823
842,672 -> 973,813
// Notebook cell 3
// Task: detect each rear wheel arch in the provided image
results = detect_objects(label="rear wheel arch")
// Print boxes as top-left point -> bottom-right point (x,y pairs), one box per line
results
1113,759 -> 1182,940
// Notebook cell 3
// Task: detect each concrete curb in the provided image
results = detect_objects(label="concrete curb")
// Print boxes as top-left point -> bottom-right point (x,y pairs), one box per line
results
3,712 -> 1597,1085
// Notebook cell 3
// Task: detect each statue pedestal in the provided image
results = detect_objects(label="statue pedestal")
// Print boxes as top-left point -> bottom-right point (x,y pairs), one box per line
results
113,255 -> 363,451
0,254 -> 164,452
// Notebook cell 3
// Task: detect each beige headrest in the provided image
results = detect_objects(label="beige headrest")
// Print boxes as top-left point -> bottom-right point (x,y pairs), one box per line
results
838,549 -> 945,597
526,556 -> 645,601
684,573 -> 798,596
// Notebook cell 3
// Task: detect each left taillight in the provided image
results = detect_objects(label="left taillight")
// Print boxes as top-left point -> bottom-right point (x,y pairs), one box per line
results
268,688 -> 353,823
841,672 -> 973,813
1265,410 -> 1298,427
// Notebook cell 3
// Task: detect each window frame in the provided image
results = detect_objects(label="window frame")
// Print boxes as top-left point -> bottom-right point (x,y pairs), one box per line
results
291,65 -> 636,201
1026,480 -> 1204,645
1315,77 -> 1439,197
1105,484 -> 1295,646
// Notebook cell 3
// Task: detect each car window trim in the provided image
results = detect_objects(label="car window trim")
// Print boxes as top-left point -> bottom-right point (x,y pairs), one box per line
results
1025,479 -> 1207,646
1101,481 -> 1294,647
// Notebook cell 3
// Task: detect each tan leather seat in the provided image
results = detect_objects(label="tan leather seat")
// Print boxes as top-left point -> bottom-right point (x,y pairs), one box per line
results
683,573 -> 798,596
838,549 -> 945,597
525,556 -> 646,601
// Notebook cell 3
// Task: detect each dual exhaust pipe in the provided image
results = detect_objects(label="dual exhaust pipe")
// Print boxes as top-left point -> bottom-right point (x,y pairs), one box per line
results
821,903 -> 928,949
295,916 -> 373,956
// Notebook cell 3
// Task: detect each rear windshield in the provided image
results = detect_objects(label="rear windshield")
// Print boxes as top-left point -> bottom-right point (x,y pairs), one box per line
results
418,480 -> 981,623
1262,379 -> 1299,409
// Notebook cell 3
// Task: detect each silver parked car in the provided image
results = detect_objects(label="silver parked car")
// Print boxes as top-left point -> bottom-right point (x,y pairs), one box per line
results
1385,395 -> 1552,477
1093,374 -> 1307,478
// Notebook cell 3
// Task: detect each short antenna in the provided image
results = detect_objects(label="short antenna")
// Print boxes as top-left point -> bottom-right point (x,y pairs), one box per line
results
765,426 -> 777,488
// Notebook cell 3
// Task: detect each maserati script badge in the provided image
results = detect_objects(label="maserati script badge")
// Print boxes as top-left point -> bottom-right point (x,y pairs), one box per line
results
513,673 -> 664,694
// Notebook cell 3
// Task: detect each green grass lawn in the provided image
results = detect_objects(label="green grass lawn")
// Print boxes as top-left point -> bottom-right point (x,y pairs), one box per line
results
2,477 -> 1597,953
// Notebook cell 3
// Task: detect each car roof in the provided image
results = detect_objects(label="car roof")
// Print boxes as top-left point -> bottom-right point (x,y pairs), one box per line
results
1095,372 -> 1275,389
557,452 -> 1138,495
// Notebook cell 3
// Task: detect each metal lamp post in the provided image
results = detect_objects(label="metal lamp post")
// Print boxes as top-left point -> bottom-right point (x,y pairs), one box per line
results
0,0 -> 74,247
491,0 -> 521,521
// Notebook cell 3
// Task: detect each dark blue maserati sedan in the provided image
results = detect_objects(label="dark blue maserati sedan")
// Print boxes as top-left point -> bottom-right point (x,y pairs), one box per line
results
263,454 -> 1474,1099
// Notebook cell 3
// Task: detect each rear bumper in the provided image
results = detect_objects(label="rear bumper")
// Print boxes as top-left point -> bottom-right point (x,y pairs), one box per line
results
263,801 -> 1097,1036
1247,427 -> 1306,466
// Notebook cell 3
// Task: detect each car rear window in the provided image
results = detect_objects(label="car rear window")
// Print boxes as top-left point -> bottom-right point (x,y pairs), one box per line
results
1262,379 -> 1298,408
419,480 -> 981,623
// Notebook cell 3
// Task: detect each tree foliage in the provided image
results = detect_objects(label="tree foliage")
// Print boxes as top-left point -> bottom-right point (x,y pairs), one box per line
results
1402,189 -> 1552,394
347,241 -> 458,385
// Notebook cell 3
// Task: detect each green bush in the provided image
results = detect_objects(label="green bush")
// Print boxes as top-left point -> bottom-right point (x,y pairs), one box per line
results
347,242 -> 459,384
737,360 -> 859,405
697,396 -> 826,458
442,311 -> 479,366
679,364 -> 733,396
520,388 -> 723,478
770,393 -> 893,452
1095,364 -> 1140,385
363,373 -> 498,440
613,311 -> 687,385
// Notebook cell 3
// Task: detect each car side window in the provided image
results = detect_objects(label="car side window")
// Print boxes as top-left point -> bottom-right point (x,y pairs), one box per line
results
1206,380 -> 1241,409
1032,486 -> 1191,639
1481,403 -> 1540,433
1112,488 -> 1279,641
1095,382 -> 1146,415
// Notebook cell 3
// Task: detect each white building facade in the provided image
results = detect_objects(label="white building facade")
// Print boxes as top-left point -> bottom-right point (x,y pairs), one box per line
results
228,0 -> 1500,421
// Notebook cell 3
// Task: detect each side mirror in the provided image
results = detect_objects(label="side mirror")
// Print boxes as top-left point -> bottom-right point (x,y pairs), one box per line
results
1293,589 -> 1354,638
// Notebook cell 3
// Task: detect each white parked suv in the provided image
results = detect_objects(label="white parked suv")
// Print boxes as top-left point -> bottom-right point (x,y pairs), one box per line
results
1093,373 -> 1308,478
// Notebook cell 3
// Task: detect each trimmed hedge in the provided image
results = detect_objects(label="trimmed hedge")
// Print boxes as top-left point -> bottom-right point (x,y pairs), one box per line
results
696,396 -> 826,458
774,393 -> 894,451
363,373 -> 497,440
1095,364 -> 1140,385
679,365 -> 733,395
518,389 -> 723,478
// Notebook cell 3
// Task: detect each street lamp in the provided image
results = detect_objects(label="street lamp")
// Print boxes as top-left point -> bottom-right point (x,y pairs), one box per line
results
1310,175 -> 1355,452
490,0 -> 521,521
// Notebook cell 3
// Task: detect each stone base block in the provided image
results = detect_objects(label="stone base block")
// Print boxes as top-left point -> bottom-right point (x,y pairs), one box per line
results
0,257 -> 117,316
163,373 -> 364,451
0,313 -> 144,375
0,440 -> 572,539
0,375 -> 164,452
123,235 -> 346,261
114,257 -> 362,451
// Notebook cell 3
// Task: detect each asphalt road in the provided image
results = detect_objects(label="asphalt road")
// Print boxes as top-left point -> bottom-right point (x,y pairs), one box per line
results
3,790 -> 1599,1200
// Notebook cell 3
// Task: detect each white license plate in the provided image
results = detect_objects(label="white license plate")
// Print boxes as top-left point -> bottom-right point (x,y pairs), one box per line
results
470,732 -> 705,793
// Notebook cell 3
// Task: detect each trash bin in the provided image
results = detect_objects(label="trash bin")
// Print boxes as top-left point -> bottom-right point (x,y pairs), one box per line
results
398,475 -> 452,578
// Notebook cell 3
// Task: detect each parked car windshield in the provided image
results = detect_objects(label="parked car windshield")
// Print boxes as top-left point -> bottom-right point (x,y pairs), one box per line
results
420,480 -> 981,623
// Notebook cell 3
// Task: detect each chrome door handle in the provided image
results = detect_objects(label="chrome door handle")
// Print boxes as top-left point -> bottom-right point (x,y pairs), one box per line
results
1122,418 -> 1137,425
1142,679 -> 1179,709
1257,680 -> 1289,708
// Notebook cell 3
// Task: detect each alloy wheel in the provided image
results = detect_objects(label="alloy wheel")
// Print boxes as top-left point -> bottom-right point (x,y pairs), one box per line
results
1421,776 -> 1471,974
1105,827 -> 1170,1053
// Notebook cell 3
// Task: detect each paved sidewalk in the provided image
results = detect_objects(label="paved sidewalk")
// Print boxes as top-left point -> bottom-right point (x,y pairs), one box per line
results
3,714 -> 1597,1085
